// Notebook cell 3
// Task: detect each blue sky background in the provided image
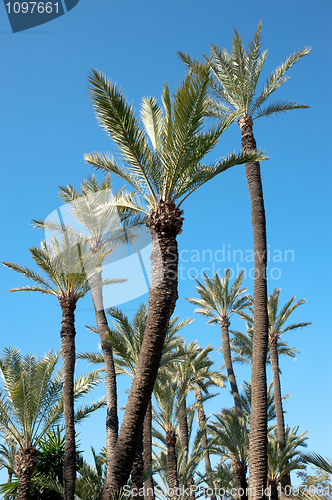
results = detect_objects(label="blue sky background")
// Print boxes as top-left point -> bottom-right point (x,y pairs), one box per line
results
1,0 -> 331,488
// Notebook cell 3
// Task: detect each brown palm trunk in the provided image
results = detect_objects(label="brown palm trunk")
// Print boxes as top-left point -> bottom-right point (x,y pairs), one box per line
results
131,433 -> 144,500
232,458 -> 248,500
178,396 -> 189,474
103,203 -> 183,497
220,316 -> 243,418
143,399 -> 155,500
90,271 -> 118,486
59,297 -> 77,500
15,445 -> 38,500
269,337 -> 290,498
195,391 -> 217,500
166,430 -> 180,500
239,114 -> 268,500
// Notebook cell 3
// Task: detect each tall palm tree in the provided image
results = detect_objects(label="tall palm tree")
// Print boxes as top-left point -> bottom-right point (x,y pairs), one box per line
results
84,64 -> 265,495
0,347 -> 104,500
179,23 -> 310,496
186,270 -> 250,417
79,304 -> 190,500
50,174 -> 143,484
1,230 -> 116,500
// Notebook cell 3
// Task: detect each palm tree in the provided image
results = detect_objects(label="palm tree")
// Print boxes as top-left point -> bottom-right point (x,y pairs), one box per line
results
267,426 -> 308,500
210,408 -> 249,500
84,64 -> 265,495
170,342 -> 225,500
186,270 -> 250,417
49,174 -> 143,484
179,23 -> 310,496
240,288 -> 311,493
1,230 -> 115,500
79,304 -> 190,500
0,347 -> 104,500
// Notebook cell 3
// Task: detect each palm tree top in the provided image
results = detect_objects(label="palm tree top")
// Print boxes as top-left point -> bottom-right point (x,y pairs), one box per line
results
239,288 -> 311,342
84,65 -> 267,214
179,21 -> 311,121
186,269 -> 250,323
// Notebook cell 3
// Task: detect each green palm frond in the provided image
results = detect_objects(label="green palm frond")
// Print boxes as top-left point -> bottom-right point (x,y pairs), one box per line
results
254,100 -> 309,120
300,451 -> 332,474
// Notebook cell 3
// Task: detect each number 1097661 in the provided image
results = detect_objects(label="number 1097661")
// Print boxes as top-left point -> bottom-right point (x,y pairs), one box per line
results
5,2 -> 59,14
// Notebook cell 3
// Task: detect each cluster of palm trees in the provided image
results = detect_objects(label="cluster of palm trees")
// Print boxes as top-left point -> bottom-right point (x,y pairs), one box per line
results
1,21 -> 328,500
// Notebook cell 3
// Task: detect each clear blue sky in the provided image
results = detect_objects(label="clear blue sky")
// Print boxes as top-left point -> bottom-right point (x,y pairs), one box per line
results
1,0 -> 331,487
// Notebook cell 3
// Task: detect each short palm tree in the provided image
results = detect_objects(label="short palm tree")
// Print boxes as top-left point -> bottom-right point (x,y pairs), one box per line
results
267,426 -> 308,500
180,23 -> 310,496
209,408 -> 249,500
0,347 -> 104,500
1,230 -> 113,500
84,64 -> 265,495
186,269 -> 250,417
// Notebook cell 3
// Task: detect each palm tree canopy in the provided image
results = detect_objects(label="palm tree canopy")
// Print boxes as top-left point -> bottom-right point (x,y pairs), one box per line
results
179,22 -> 311,121
84,65 -> 267,214
0,347 -> 105,450
239,288 -> 311,343
79,303 -> 192,380
186,269 -> 250,323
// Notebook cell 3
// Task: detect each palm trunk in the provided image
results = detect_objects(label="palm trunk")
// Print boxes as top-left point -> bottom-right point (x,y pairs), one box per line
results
143,399 -> 155,500
90,271 -> 118,486
239,114 -> 268,500
103,203 -> 183,497
220,316 -> 243,418
232,458 -> 248,500
269,337 -> 290,498
195,391 -> 217,500
15,445 -> 38,500
131,433 -> 144,500
166,430 -> 180,500
59,297 -> 77,500
178,396 -> 189,475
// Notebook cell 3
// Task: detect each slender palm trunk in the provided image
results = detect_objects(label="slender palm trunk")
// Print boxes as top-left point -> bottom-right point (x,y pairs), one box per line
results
195,390 -> 217,500
239,115 -> 269,500
178,395 -> 189,475
90,271 -> 118,489
59,297 -> 78,500
220,316 -> 243,418
143,399 -> 155,500
166,429 -> 180,500
232,458 -> 248,500
269,337 -> 290,497
15,445 -> 38,500
103,203 -> 183,496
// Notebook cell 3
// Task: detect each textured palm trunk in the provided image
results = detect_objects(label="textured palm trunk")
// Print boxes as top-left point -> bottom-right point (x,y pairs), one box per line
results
178,396 -> 189,475
269,336 -> 290,498
131,433 -> 144,500
195,391 -> 217,500
15,445 -> 38,500
220,316 -> 243,418
90,270 -> 118,496
232,458 -> 248,500
103,203 -> 183,497
239,114 -> 268,500
59,297 -> 78,500
166,430 -> 180,500
143,399 -> 155,500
